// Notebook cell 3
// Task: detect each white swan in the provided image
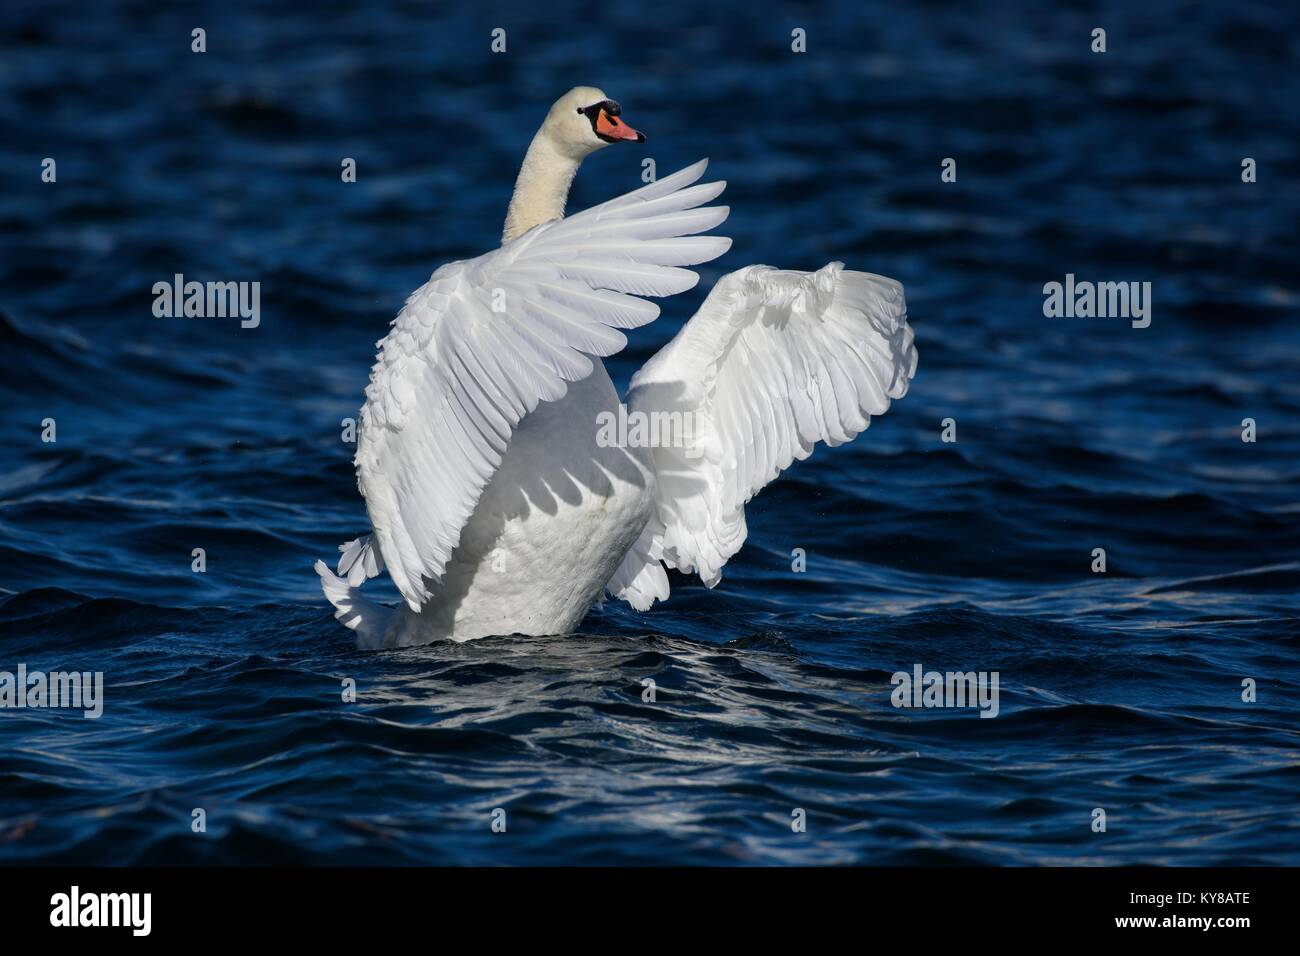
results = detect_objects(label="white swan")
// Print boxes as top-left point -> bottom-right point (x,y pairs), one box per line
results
315,87 -> 917,648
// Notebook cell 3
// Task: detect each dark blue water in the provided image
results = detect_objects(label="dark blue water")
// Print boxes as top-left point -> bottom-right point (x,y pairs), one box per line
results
2,0 -> 1298,864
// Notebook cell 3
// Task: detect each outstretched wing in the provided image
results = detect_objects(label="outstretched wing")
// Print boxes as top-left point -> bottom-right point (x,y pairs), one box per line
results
612,262 -> 915,607
356,161 -> 730,611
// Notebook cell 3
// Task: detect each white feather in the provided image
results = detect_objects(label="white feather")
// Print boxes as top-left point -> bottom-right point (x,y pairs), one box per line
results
616,262 -> 917,599
353,162 -> 730,611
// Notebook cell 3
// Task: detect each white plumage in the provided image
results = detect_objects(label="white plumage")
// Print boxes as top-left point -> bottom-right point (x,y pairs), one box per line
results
316,87 -> 916,647
615,262 -> 915,608
353,160 -> 728,613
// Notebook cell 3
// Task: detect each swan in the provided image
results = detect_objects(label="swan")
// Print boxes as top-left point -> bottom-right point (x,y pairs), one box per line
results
315,86 -> 917,648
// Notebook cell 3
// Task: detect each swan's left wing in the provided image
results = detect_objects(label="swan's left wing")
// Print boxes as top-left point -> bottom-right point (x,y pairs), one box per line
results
608,262 -> 915,609
354,161 -> 730,612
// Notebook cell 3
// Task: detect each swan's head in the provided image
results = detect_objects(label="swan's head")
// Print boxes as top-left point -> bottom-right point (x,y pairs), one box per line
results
543,86 -> 645,159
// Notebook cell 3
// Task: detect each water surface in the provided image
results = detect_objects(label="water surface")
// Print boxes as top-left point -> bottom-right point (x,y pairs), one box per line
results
1,0 -> 1298,864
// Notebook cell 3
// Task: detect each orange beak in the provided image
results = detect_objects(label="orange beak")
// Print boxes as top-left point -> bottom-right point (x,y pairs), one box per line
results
596,107 -> 645,143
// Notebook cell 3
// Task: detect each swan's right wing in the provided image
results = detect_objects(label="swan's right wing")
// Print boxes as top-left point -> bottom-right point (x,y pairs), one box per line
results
612,262 -> 916,607
355,161 -> 730,611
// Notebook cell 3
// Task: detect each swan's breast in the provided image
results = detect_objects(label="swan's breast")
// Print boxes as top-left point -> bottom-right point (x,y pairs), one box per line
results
399,361 -> 654,642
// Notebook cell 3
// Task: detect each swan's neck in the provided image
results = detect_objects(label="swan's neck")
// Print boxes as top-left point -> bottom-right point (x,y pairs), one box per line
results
502,133 -> 583,244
